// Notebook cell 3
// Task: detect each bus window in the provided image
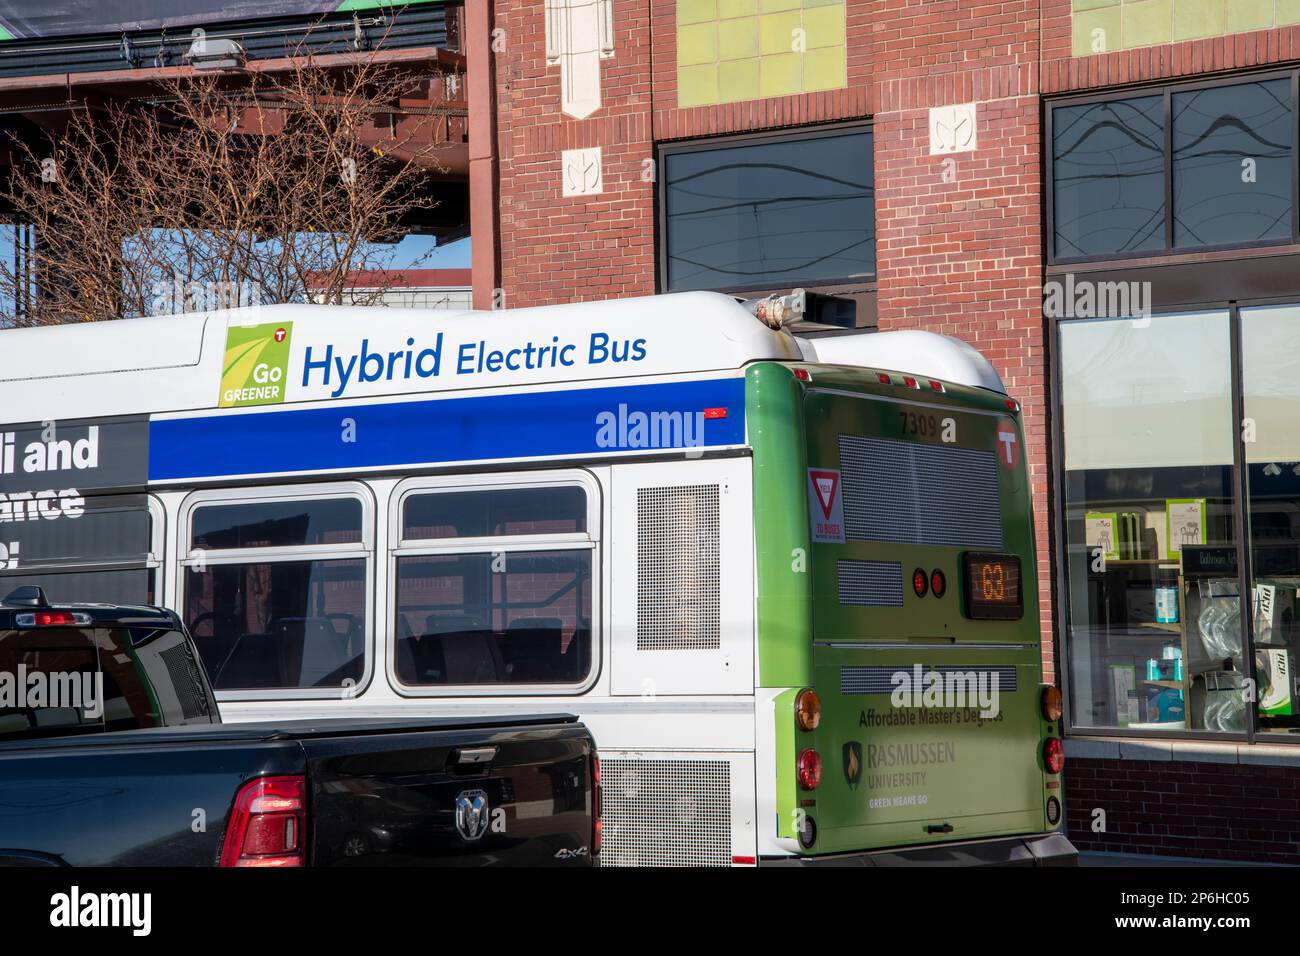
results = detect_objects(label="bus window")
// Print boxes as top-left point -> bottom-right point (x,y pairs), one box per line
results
181,490 -> 370,694
402,486 -> 587,539
393,483 -> 595,690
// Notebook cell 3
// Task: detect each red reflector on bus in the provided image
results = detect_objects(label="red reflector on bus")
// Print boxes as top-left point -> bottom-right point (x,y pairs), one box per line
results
1005,399 -> 1019,412
703,407 -> 728,419
929,380 -> 944,392
793,368 -> 811,381
796,749 -> 822,790
930,569 -> 946,598
1043,738 -> 1065,775
877,373 -> 891,384
903,376 -> 919,389
732,855 -> 757,865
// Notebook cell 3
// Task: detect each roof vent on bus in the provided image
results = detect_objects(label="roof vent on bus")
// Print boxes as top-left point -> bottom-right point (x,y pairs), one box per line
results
2,586 -> 50,608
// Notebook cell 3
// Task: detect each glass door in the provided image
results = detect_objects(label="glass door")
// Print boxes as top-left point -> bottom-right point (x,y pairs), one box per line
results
1059,310 -> 1241,733
1241,304 -> 1300,736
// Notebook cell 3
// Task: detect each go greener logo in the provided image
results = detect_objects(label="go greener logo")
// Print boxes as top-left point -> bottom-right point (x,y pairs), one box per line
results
219,322 -> 293,408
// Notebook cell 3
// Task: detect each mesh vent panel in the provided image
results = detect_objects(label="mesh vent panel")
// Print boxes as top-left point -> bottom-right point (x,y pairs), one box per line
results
838,434 -> 1003,549
841,664 -> 1020,695
837,560 -> 903,607
600,759 -> 732,866
636,485 -> 721,650
160,642 -> 208,719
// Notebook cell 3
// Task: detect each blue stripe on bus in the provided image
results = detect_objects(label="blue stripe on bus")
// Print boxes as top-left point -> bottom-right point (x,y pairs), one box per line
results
148,378 -> 748,481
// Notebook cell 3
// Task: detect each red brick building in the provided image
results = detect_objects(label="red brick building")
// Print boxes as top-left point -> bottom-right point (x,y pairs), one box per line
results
468,0 -> 1300,862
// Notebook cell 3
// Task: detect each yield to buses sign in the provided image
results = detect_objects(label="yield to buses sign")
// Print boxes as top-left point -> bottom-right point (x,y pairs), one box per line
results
220,322 -> 294,408
808,468 -> 844,543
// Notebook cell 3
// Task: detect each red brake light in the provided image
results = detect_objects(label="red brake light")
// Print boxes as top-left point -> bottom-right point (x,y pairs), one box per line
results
793,368 -> 811,381
703,407 -> 728,419
929,380 -> 944,392
876,373 -> 891,384
592,751 -> 603,856
220,775 -> 307,867
912,568 -> 928,597
930,569 -> 946,598
796,749 -> 822,790
903,376 -> 920,389
1043,738 -> 1065,775
15,610 -> 91,627
1005,399 -> 1020,412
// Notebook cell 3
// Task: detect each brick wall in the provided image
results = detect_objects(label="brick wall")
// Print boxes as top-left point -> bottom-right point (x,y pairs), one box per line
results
1067,757 -> 1300,863
487,0 -> 1300,691
491,0 -> 658,307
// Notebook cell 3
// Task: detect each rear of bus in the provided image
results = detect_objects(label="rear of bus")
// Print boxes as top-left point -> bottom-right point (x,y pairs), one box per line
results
748,356 -> 1076,865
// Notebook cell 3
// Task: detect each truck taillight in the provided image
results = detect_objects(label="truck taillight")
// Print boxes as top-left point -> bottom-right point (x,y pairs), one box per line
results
592,751 -> 603,856
1043,738 -> 1065,775
220,775 -> 307,867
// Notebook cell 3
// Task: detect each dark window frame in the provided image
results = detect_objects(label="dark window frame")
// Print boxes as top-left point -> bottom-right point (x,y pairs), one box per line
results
655,119 -> 878,297
1047,68 -> 1300,266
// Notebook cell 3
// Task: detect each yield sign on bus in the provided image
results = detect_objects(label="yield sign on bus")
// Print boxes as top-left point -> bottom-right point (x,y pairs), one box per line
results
807,468 -> 844,544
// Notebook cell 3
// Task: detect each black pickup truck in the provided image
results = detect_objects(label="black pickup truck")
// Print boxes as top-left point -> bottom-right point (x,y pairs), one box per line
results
0,589 -> 600,867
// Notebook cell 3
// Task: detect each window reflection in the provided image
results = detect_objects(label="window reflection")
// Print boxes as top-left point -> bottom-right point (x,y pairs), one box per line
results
663,128 -> 875,291
1173,80 -> 1292,248
1053,95 -> 1166,259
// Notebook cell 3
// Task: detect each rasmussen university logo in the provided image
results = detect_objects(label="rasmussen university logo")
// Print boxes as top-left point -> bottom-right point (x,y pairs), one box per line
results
220,322 -> 294,408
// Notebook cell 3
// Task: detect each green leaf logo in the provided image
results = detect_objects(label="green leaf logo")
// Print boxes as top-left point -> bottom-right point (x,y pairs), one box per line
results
219,322 -> 293,408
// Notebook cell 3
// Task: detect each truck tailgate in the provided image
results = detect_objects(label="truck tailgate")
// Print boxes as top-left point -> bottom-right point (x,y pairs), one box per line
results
303,721 -> 596,866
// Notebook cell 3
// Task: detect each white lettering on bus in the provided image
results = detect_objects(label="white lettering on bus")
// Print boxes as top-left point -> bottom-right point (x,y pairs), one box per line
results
0,489 -> 85,523
1,427 -> 99,476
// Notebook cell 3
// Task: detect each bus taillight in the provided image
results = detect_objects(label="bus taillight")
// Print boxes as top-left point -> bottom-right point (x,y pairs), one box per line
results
930,569 -> 946,598
797,749 -> 822,790
1041,686 -> 1063,723
795,689 -> 821,732
1043,738 -> 1065,775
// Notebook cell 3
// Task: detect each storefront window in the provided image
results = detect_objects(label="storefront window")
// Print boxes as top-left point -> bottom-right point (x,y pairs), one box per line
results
1061,311 -> 1240,732
1242,304 -> 1300,736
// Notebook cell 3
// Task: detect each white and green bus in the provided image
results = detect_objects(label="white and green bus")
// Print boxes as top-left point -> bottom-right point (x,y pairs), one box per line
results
0,290 -> 1074,865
